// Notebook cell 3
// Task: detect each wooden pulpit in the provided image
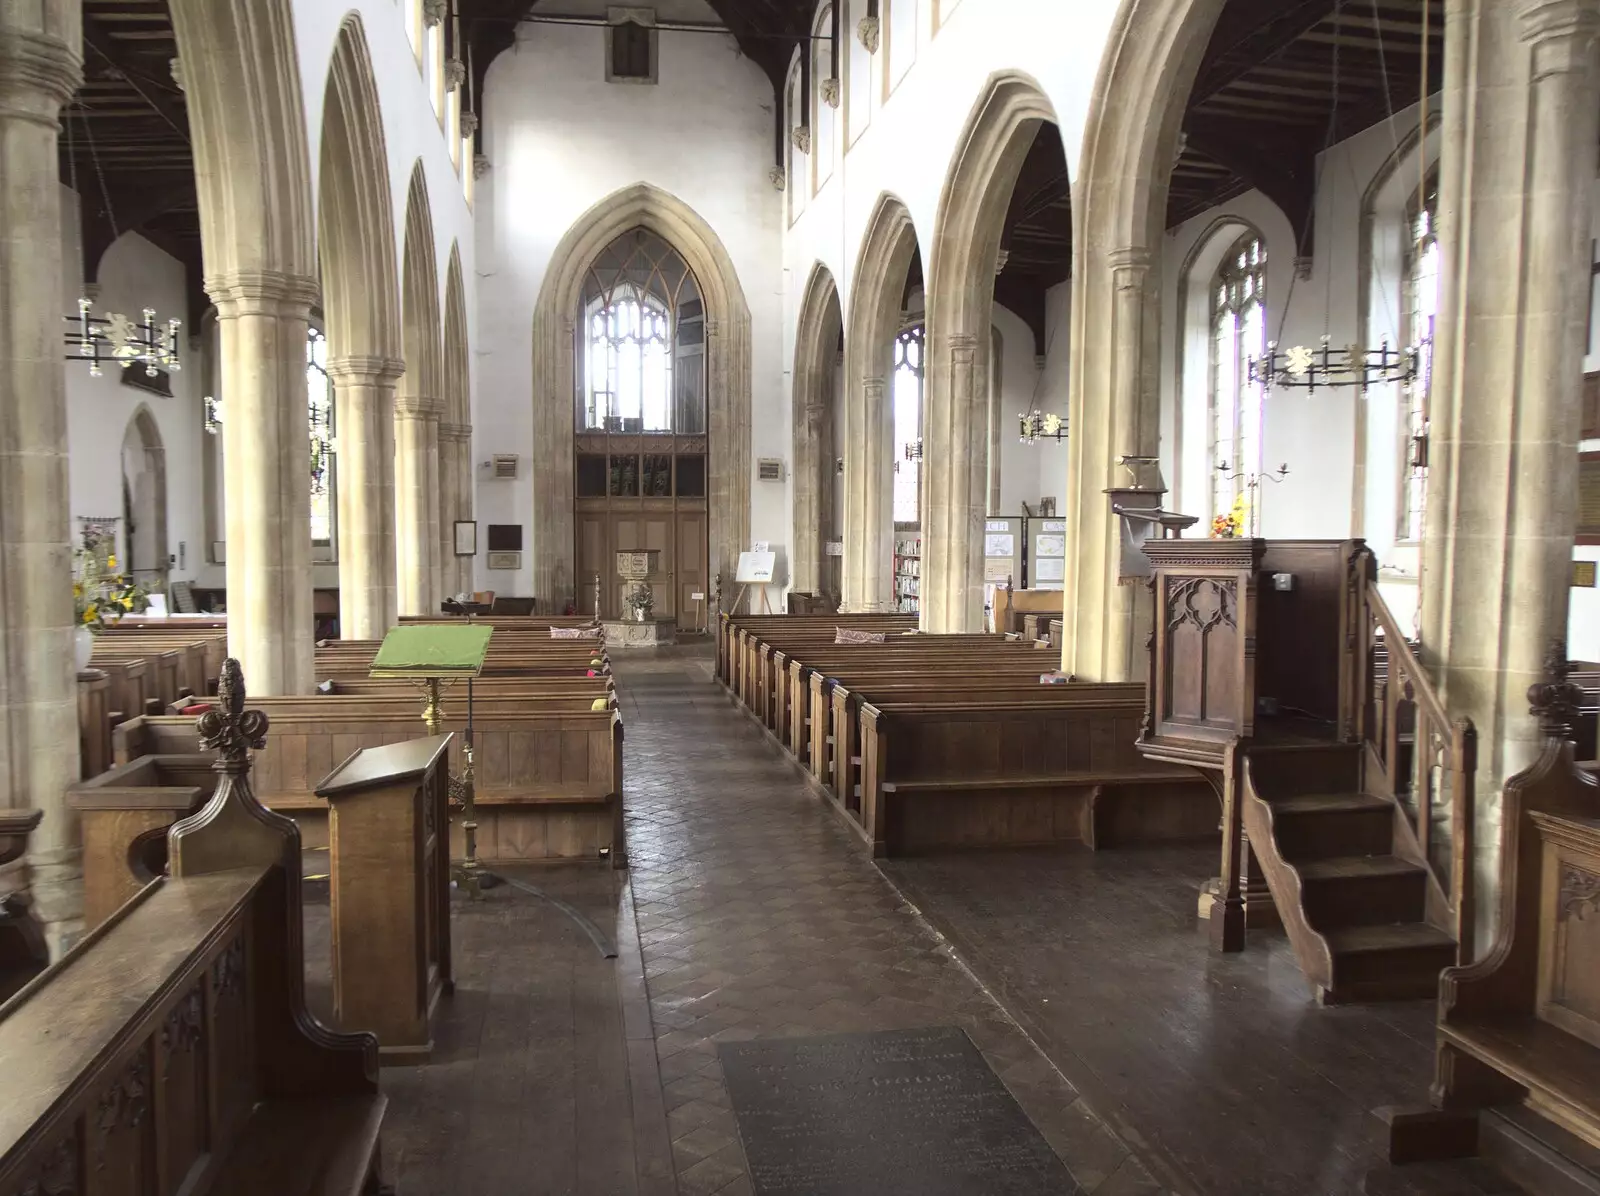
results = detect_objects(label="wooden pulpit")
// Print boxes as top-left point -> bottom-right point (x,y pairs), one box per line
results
315,732 -> 454,1064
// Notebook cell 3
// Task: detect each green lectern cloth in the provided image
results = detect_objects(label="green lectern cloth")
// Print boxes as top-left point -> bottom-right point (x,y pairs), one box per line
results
369,623 -> 493,678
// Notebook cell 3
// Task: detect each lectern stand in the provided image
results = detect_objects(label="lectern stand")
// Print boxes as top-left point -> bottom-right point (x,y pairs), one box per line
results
315,732 -> 454,1064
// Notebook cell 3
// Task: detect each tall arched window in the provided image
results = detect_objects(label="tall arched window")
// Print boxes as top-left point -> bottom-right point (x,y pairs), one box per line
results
307,326 -> 335,545
1210,233 -> 1266,519
1399,175 -> 1439,542
892,323 -> 924,524
578,229 -> 705,435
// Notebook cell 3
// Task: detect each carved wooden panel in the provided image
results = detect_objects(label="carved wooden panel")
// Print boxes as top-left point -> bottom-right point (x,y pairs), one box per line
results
1538,831 -> 1600,1051
1161,576 -> 1241,735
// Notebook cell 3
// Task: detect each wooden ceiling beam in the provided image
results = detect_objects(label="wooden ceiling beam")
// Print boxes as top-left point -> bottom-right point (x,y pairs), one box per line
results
80,9 -> 189,144
1185,116 -> 1317,261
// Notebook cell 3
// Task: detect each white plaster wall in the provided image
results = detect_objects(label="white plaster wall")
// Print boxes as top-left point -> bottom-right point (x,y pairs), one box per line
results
475,14 -> 783,597
290,0 -> 478,364
781,0 -> 1120,375
59,188 -> 208,589
991,302 -> 1042,515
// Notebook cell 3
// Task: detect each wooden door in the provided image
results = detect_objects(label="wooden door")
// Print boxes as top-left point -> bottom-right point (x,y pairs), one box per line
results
677,512 -> 707,619
576,512 -> 608,618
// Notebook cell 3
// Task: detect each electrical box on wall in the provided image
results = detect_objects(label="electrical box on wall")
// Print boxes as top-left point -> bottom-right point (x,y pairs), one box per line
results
488,454 -> 518,479
757,458 -> 785,482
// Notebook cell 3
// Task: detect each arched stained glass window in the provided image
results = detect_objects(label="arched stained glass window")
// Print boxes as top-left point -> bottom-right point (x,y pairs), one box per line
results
1399,174 -> 1439,542
307,326 -> 335,544
1210,233 -> 1266,520
578,229 -> 705,435
892,323 -> 923,525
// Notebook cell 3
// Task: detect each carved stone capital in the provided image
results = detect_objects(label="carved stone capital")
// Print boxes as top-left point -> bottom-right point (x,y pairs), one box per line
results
473,153 -> 491,179
326,354 -> 406,385
948,332 -> 980,365
1294,255 -> 1314,280
0,25 -> 84,116
460,110 -> 479,138
422,0 -> 448,27
204,270 -> 320,317
395,393 -> 446,417
1107,246 -> 1153,290
857,16 -> 880,52
792,125 -> 812,154
821,77 -> 840,108
768,164 -> 787,192
169,55 -> 185,93
445,57 -> 467,89
1519,0 -> 1600,77
439,421 -> 473,442
995,249 -> 1010,275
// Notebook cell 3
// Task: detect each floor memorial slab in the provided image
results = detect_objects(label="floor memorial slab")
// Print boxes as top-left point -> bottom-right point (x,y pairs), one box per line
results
719,1026 -> 1082,1196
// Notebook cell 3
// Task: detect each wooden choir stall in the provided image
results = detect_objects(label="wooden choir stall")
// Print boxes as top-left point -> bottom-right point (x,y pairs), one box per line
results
0,660 -> 390,1196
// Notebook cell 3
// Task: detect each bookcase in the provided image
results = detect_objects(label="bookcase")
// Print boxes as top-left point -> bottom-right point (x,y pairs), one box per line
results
893,530 -> 922,614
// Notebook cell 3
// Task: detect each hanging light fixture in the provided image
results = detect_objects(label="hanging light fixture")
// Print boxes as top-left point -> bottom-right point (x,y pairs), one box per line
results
1248,336 -> 1417,394
1019,410 -> 1066,444
1243,0 -> 1425,398
903,440 -> 923,461
59,106 -> 183,377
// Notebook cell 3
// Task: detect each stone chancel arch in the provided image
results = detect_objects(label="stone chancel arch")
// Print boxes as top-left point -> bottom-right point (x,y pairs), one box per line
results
318,13 -> 404,641
791,264 -> 843,601
925,70 -> 1058,633
397,162 -> 445,616
529,184 -> 752,613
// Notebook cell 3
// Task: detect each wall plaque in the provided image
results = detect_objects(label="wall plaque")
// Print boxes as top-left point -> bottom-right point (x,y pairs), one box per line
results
1575,560 -> 1597,589
1581,454 -> 1600,543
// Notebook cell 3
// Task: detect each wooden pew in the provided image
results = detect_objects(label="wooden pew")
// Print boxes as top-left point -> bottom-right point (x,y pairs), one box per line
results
77,669 -> 113,781
113,695 -> 626,868
856,693 -> 1216,857
96,627 -> 227,696
1388,668 -> 1600,1184
716,612 -> 912,688
67,753 -> 218,930
0,668 -> 388,1195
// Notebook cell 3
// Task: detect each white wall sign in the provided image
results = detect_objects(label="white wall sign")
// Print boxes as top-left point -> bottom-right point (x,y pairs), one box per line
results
736,550 -> 777,584
824,541 -> 844,556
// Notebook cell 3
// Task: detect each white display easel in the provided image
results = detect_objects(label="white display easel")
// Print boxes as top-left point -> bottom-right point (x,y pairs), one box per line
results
733,549 -> 777,615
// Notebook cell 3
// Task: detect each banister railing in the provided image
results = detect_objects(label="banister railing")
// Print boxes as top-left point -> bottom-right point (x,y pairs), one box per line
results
1358,577 -> 1477,963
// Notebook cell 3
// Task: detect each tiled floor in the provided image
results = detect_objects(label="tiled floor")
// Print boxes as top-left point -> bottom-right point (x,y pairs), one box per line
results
616,648 -> 1163,1196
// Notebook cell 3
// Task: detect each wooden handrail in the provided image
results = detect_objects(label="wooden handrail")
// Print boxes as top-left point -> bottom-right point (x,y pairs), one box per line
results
1358,578 -> 1477,962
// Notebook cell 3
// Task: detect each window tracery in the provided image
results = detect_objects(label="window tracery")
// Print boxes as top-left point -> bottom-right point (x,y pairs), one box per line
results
893,323 -> 924,525
1399,175 -> 1439,542
1210,233 -> 1267,520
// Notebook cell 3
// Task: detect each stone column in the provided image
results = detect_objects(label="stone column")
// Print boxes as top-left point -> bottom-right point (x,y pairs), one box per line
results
213,272 -> 321,695
1420,0 -> 1600,930
0,0 -> 83,957
1061,246 -> 1157,680
860,376 -> 891,610
328,356 -> 401,639
395,397 -> 442,615
439,420 -> 473,596
922,333 -> 986,632
792,395 -> 826,596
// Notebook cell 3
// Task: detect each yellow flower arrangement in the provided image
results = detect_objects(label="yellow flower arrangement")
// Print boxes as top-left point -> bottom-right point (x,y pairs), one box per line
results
1210,493 -> 1249,539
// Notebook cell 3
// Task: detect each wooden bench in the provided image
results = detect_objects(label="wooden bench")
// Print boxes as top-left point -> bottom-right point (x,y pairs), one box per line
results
1388,669 -> 1600,1184
0,672 -> 388,1195
113,696 -> 626,868
856,695 -> 1216,857
66,753 -> 217,930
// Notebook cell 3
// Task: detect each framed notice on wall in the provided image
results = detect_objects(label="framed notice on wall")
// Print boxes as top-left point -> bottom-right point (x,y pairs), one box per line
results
1580,453 -> 1600,545
453,520 -> 477,556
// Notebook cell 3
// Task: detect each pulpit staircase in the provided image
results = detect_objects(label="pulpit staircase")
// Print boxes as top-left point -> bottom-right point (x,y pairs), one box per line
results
1138,539 -> 1476,1004
1241,581 -> 1476,1003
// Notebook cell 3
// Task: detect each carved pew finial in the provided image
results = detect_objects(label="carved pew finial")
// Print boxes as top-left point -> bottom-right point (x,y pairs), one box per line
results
1528,640 -> 1583,740
196,658 -> 269,773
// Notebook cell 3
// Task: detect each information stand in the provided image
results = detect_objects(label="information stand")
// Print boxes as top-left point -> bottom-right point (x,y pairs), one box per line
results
733,549 -> 777,615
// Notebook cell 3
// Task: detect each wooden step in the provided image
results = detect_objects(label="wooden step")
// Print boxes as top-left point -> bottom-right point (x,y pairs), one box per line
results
1323,922 -> 1458,1002
1297,854 -> 1429,929
1271,792 -> 1396,859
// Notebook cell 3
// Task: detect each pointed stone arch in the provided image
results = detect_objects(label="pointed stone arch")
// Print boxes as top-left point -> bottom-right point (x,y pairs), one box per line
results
529,183 -> 752,611
843,193 -> 921,612
398,161 -> 444,614
925,71 -> 1058,632
319,12 -> 403,639
120,405 -> 168,584
1064,0 -> 1226,679
792,263 -> 844,599
441,242 -> 473,596
170,0 -> 321,693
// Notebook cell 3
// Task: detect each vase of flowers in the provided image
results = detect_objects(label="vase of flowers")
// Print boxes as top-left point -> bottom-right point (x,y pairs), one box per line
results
1210,494 -> 1248,539
73,525 -> 150,663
